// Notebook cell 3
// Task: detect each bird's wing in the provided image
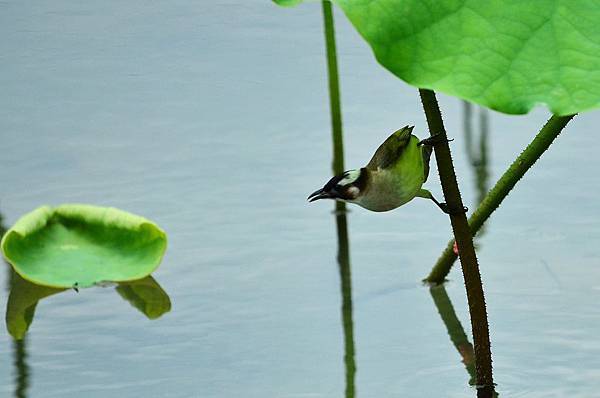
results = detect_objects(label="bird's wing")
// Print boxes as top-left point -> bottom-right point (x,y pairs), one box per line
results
366,125 -> 414,171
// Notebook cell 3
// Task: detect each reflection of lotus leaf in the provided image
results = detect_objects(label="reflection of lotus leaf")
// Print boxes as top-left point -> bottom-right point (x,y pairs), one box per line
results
6,272 -> 171,340
1,205 -> 167,288
117,277 -> 172,319
5,272 -> 64,340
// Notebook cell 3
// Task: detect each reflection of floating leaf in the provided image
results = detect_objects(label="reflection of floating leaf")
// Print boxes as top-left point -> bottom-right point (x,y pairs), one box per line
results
5,272 -> 171,340
6,273 -> 64,340
1,204 -> 167,288
116,276 -> 171,319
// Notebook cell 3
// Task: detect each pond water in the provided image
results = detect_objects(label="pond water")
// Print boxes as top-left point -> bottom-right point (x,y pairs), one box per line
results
2,2 -> 600,397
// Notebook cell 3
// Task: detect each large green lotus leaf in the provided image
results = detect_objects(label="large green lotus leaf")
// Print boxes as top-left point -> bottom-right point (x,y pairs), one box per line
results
1,205 -> 167,288
274,0 -> 600,115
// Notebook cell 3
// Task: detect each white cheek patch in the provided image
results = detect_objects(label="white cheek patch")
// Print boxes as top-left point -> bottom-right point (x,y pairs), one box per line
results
346,186 -> 360,199
339,169 -> 360,186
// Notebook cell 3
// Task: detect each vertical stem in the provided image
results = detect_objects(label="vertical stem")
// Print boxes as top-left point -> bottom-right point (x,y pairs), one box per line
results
419,89 -> 494,395
322,1 -> 346,216
426,113 -> 576,284
322,5 -> 355,396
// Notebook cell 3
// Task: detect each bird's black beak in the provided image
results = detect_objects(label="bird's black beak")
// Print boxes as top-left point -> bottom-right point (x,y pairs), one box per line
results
307,188 -> 331,202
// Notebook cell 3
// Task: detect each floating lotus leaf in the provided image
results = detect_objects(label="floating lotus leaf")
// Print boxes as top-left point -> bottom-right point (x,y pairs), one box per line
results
274,0 -> 600,115
1,205 -> 167,288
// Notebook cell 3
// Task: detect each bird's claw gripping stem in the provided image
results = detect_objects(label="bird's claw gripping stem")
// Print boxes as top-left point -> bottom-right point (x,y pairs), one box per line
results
418,133 -> 454,147
439,202 -> 468,215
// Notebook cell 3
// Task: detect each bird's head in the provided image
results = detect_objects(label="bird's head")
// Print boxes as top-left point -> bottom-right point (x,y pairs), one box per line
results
308,169 -> 366,204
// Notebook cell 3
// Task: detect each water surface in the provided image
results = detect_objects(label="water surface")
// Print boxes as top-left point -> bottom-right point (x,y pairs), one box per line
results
1,2 -> 600,397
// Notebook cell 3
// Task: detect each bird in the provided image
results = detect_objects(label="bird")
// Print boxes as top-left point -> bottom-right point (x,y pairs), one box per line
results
307,125 -> 460,214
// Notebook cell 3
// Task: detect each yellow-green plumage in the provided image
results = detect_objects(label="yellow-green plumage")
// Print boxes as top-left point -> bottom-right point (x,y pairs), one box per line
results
352,126 -> 431,212
308,125 -> 447,213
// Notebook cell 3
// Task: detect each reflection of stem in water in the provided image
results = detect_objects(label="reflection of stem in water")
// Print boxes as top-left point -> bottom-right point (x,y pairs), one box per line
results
12,336 -> 30,398
430,284 -> 499,397
0,212 -> 6,239
476,109 -> 489,209
463,101 -> 474,161
335,212 -> 355,398
463,103 -> 490,236
321,0 -> 346,213
429,284 -> 476,385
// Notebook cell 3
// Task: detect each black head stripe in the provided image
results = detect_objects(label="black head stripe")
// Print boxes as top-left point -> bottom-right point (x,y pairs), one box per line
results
323,174 -> 346,192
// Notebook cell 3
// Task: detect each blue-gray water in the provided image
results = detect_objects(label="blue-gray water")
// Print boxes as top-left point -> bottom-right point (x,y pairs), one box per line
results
2,1 -> 600,397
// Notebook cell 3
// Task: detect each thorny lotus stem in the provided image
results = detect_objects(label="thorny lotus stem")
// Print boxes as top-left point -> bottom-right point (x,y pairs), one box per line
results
419,89 -> 495,396
425,114 -> 576,284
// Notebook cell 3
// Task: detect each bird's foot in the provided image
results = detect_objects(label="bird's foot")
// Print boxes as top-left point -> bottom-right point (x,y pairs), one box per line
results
439,202 -> 468,215
418,133 -> 454,147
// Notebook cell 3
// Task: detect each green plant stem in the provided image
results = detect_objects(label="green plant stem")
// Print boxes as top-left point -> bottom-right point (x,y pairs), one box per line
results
321,0 -> 346,214
322,6 -> 355,394
425,113 -> 576,284
419,89 -> 494,395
